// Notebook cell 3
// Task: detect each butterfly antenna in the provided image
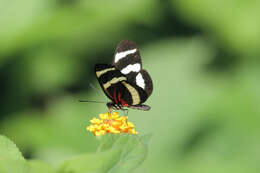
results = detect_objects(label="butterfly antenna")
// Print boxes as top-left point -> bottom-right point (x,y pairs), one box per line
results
79,100 -> 107,104
90,83 -> 104,98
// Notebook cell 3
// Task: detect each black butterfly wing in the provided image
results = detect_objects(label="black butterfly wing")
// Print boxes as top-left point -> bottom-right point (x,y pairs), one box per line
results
135,69 -> 153,97
113,40 -> 153,97
95,63 -> 148,106
95,64 -> 126,101
113,40 -> 142,70
119,80 -> 148,105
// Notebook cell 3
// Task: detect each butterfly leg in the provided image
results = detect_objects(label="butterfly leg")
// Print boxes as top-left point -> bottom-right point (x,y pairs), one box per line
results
106,102 -> 113,114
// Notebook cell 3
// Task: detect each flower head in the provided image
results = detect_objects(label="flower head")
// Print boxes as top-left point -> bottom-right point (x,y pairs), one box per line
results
86,112 -> 138,136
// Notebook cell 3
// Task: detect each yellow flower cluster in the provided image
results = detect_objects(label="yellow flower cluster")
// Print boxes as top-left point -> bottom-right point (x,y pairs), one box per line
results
86,112 -> 138,136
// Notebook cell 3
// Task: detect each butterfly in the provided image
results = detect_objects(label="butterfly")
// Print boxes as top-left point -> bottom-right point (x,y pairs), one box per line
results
95,40 -> 153,111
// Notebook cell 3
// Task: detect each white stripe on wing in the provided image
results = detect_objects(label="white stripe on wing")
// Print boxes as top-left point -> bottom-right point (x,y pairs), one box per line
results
114,49 -> 137,63
121,63 -> 141,74
136,73 -> 145,89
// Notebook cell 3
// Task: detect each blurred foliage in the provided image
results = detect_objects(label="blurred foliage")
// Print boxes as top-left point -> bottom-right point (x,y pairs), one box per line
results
172,0 -> 260,56
0,135 -> 29,173
0,135 -> 149,173
58,134 -> 150,173
1,0 -> 260,173
28,160 -> 55,173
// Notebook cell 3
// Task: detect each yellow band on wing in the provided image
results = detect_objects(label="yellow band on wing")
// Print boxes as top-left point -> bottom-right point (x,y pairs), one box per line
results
96,67 -> 116,77
103,77 -> 127,89
122,81 -> 140,105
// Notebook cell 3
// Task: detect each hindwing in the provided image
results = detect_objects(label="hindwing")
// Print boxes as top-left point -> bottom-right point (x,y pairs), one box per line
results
95,64 -> 126,101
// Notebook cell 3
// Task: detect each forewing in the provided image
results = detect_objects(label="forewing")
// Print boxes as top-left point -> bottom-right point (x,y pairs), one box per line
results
107,81 -> 148,106
95,64 -> 127,101
119,81 -> 148,106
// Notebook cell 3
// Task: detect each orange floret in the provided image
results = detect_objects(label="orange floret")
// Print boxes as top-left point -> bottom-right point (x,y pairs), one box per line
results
86,112 -> 138,136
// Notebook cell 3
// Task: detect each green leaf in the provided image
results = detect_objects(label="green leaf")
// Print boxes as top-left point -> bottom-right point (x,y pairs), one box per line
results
107,134 -> 152,173
28,160 -> 55,173
0,135 -> 25,161
0,158 -> 29,173
97,134 -> 121,151
0,135 -> 29,173
58,134 -> 151,173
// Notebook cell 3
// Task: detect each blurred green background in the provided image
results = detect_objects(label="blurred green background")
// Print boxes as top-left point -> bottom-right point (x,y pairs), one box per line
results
1,0 -> 260,172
